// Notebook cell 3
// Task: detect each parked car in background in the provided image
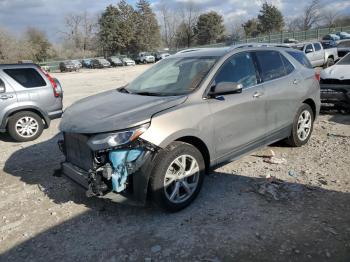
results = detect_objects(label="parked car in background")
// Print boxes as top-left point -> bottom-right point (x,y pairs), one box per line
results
59,46 -> 319,211
336,32 -> 350,40
121,57 -> 136,66
135,52 -> 155,64
0,64 -> 63,141
155,52 -> 171,61
322,34 -> 341,42
82,59 -> 93,68
320,53 -> 350,112
91,58 -> 111,69
59,61 -> 77,72
71,60 -> 82,69
293,41 -> 338,68
18,60 -> 34,64
108,57 -> 123,67
337,40 -> 350,58
283,38 -> 299,44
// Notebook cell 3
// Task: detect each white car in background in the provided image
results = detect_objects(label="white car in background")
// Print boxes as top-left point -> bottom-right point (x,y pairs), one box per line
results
320,53 -> 350,112
122,57 -> 136,66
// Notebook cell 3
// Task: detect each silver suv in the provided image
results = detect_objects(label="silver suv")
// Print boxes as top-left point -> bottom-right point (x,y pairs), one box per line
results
0,64 -> 63,142
59,47 -> 320,211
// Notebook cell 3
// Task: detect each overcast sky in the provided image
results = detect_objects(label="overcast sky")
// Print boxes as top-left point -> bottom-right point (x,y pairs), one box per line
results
0,0 -> 349,41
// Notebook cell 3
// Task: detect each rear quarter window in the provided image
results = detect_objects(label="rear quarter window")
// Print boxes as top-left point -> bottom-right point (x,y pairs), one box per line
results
4,68 -> 46,88
286,51 -> 313,69
254,51 -> 286,81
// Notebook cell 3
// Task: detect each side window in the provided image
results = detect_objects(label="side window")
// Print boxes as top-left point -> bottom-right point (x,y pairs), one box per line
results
280,54 -> 295,74
4,68 -> 46,88
314,43 -> 321,51
255,51 -> 286,81
215,52 -> 258,88
286,51 -> 313,68
338,41 -> 350,47
305,44 -> 314,53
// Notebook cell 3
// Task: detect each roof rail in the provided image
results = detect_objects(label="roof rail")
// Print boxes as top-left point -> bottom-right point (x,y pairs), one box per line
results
229,42 -> 292,51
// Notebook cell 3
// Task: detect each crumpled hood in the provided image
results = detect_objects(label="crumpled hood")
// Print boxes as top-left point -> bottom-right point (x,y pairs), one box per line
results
321,65 -> 350,80
59,89 -> 187,134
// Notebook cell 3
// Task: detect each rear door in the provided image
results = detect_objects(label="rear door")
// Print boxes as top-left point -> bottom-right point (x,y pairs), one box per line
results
0,74 -> 17,127
254,50 -> 300,138
209,51 -> 267,161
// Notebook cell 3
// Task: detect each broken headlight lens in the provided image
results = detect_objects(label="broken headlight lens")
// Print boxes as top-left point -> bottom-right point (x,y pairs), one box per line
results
87,123 -> 150,151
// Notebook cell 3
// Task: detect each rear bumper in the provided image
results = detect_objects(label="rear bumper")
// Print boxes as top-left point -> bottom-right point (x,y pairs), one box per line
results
48,110 -> 63,120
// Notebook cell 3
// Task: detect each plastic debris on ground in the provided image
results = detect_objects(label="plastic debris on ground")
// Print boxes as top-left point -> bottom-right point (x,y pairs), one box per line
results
263,156 -> 287,165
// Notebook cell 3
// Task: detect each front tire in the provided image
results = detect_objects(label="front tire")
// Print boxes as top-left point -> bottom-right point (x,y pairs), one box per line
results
287,104 -> 314,147
7,111 -> 44,142
150,142 -> 205,212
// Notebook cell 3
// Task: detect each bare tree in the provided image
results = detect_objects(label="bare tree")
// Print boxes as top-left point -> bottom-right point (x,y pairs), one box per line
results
177,1 -> 200,48
322,9 -> 340,28
158,0 -> 180,48
300,0 -> 321,30
61,12 -> 97,55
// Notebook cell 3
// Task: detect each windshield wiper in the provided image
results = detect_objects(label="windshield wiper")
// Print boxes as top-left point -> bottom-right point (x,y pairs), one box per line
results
133,91 -> 162,96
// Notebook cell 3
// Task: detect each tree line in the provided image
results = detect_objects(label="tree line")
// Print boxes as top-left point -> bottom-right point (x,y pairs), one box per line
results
0,0 -> 350,63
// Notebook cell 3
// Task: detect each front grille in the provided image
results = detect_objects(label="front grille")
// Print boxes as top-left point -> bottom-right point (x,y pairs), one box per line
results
320,78 -> 350,85
64,133 -> 94,171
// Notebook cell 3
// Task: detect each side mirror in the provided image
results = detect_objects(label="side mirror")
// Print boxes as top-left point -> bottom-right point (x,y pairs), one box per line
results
0,79 -> 5,93
208,82 -> 243,97
305,48 -> 313,54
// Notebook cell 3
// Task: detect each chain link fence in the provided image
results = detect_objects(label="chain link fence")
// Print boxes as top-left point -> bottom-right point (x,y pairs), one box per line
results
40,25 -> 350,72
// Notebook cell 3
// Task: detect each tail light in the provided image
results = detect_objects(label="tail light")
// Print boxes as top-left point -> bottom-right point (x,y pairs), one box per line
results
37,66 -> 60,97
315,71 -> 320,82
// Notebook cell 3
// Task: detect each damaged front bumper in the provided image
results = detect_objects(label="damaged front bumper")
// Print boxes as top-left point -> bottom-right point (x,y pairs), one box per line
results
59,134 -> 159,205
320,83 -> 350,110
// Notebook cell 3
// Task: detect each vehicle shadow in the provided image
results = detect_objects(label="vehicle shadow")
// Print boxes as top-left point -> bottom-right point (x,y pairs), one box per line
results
0,132 -> 15,142
2,136 -> 350,261
328,113 -> 350,125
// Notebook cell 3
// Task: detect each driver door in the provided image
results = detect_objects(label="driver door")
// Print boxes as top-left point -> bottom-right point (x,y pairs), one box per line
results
208,52 -> 267,162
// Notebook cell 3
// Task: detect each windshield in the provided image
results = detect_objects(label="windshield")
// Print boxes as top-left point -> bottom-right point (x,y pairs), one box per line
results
337,54 -> 350,65
125,57 -> 217,96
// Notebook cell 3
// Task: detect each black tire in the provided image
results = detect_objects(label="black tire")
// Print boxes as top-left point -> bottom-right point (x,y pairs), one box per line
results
287,104 -> 314,147
325,57 -> 334,68
150,141 -> 205,212
7,111 -> 44,142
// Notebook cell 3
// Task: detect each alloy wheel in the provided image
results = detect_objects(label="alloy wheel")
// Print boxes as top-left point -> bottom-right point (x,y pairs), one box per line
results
164,154 -> 200,204
297,110 -> 312,141
15,116 -> 39,138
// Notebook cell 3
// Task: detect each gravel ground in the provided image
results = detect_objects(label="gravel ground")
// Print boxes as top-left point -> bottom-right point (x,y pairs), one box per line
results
0,65 -> 349,262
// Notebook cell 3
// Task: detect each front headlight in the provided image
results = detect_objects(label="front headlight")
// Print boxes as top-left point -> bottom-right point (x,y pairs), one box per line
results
87,123 -> 150,151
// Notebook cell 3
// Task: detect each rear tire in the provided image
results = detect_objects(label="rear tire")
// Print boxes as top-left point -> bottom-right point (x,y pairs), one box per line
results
7,111 -> 44,142
150,142 -> 205,212
287,104 -> 314,147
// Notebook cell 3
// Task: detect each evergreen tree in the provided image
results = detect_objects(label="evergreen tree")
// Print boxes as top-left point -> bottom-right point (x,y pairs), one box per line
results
257,2 -> 284,34
196,11 -> 225,45
132,0 -> 161,52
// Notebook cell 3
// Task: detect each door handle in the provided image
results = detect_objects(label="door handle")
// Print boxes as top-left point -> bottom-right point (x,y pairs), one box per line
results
0,95 -> 13,100
253,91 -> 263,98
293,79 -> 299,85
